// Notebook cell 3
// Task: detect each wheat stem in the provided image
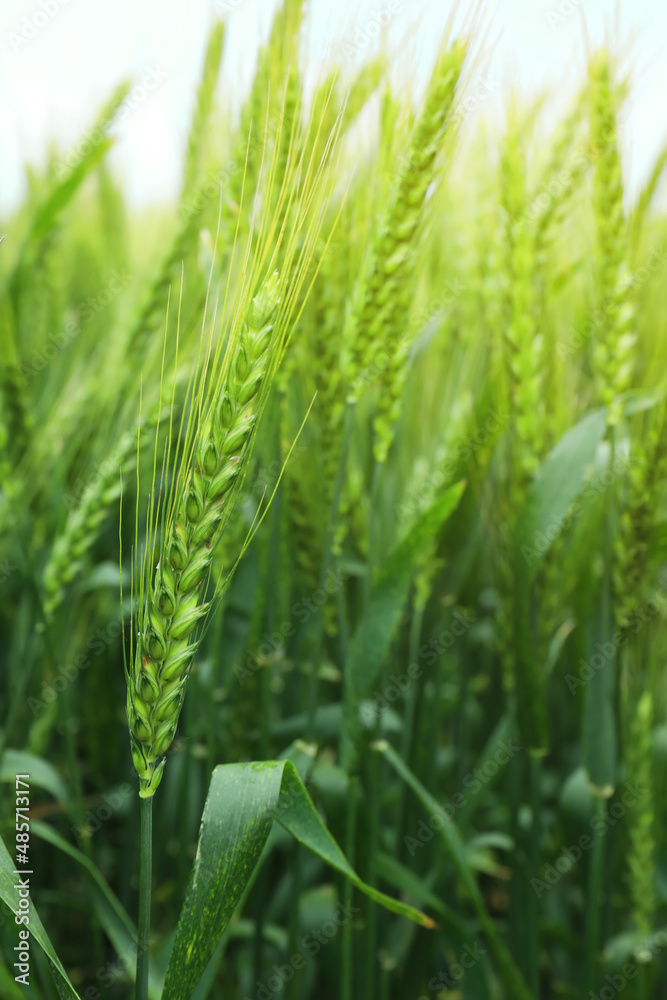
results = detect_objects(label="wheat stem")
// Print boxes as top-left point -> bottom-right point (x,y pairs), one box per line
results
135,795 -> 153,1000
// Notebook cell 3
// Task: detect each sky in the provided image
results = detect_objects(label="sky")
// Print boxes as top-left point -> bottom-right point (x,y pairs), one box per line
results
1,0 -> 666,216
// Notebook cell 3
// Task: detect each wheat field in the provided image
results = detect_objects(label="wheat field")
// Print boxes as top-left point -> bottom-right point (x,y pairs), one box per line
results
1,3 -> 666,999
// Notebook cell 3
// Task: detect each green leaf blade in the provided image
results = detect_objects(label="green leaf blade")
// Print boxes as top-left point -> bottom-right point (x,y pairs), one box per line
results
163,758 -> 434,1000
0,833 -> 81,1000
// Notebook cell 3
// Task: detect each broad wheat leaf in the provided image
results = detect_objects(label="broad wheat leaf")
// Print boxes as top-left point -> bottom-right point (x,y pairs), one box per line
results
0,750 -> 70,807
515,408 -> 607,581
162,760 -> 433,1000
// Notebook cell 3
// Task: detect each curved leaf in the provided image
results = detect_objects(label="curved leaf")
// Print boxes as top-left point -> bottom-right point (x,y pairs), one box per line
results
515,408 -> 607,581
31,820 -> 162,1000
348,481 -> 465,704
511,409 -> 607,749
0,833 -> 80,1000
374,740 -> 533,1000
162,759 -> 434,1000
342,482 -> 465,765
0,750 -> 70,807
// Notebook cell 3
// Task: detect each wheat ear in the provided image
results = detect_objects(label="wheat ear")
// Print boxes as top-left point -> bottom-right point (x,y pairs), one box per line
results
346,41 -> 465,398
352,41 -> 465,462
626,691 -> 656,948
181,21 -> 225,201
42,397 -> 174,621
127,272 -> 282,798
589,51 -> 635,425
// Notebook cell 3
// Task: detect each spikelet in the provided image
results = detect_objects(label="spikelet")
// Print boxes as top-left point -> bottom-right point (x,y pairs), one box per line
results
273,66 -> 300,198
414,537 -> 444,616
20,80 -> 130,259
7,77 -> 131,373
530,89 -> 588,417
305,56 -> 387,167
370,45 -> 464,462
589,51 -> 636,425
530,85 -> 588,261
307,236 -> 347,502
